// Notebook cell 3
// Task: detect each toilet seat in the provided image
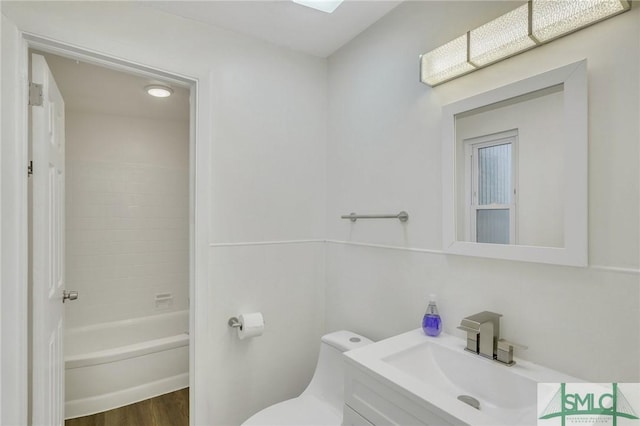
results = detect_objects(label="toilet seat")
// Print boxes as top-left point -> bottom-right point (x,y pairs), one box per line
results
242,394 -> 341,426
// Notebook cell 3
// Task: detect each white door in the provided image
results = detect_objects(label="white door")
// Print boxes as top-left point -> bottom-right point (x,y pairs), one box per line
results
31,53 -> 71,426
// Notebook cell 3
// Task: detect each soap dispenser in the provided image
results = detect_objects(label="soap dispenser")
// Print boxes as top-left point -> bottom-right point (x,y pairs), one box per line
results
422,294 -> 442,337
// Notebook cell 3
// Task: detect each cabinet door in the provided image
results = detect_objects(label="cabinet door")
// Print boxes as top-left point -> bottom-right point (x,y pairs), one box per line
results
345,366 -> 456,426
343,404 -> 375,426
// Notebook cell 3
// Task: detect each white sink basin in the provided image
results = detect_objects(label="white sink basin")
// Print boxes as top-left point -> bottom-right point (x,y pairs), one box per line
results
344,329 -> 581,425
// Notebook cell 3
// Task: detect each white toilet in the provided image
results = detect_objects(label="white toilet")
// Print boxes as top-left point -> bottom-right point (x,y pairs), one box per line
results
242,330 -> 373,426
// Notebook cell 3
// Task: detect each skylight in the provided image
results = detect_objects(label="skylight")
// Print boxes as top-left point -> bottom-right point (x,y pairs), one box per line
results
292,0 -> 344,14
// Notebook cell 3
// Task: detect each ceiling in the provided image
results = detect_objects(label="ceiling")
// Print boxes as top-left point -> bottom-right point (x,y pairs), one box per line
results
141,0 -> 403,58
38,52 -> 190,121
35,1 -> 404,118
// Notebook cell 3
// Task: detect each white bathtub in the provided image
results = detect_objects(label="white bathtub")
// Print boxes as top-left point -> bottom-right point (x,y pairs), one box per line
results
64,310 -> 189,419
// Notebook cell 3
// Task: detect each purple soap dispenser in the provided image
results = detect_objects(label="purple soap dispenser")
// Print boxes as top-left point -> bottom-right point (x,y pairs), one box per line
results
422,294 -> 442,337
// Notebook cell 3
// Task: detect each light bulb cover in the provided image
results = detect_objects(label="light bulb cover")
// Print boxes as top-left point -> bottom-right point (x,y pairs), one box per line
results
419,0 -> 630,87
531,0 -> 629,43
145,85 -> 174,98
420,34 -> 476,86
469,4 -> 536,67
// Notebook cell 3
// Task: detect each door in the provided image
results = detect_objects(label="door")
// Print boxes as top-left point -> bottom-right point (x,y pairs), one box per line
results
31,53 -> 67,426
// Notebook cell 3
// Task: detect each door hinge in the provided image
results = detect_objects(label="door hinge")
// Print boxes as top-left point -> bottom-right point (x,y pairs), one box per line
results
28,82 -> 43,106
27,161 -> 33,176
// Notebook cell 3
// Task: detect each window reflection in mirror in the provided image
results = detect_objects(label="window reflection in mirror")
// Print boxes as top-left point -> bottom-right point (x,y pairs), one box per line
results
454,85 -> 564,248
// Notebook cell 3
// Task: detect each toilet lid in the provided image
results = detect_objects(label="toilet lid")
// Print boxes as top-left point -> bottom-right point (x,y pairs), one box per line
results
242,395 -> 341,426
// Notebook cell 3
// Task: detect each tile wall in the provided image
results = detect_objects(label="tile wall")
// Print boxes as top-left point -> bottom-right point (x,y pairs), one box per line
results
65,111 -> 189,327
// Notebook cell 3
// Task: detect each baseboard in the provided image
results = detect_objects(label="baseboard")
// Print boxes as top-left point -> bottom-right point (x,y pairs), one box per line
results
65,373 -> 189,419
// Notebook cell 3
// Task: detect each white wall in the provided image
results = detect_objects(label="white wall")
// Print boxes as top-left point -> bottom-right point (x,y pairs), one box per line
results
1,3 -> 327,425
326,1 -> 639,382
65,111 -> 189,327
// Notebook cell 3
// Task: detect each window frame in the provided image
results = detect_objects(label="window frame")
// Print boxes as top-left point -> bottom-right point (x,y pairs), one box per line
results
463,129 -> 519,244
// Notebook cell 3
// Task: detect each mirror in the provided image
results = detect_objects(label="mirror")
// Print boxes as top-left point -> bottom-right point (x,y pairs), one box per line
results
442,60 -> 587,266
455,85 -> 565,247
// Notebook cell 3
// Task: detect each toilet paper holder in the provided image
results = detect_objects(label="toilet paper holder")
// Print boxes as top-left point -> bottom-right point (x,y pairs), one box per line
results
228,317 -> 242,330
228,313 -> 265,339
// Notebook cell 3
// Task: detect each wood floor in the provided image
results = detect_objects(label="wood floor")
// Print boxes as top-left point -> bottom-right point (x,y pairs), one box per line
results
65,388 -> 189,426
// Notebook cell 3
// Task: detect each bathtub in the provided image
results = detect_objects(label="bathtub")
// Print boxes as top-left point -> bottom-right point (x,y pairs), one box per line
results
64,310 -> 189,419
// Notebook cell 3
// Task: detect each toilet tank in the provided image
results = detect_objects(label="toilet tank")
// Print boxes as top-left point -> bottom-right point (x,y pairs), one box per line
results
301,330 -> 373,412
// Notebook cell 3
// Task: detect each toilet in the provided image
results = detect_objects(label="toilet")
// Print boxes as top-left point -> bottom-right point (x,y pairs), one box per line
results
242,330 -> 373,426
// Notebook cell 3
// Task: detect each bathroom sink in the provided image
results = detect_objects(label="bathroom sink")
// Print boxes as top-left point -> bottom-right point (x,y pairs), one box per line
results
343,329 -> 580,426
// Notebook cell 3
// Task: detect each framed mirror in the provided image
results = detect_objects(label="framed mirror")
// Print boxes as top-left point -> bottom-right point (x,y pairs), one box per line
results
442,60 -> 587,266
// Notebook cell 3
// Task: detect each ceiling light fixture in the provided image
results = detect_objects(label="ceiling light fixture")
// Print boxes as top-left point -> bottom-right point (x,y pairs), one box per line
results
145,84 -> 174,98
420,0 -> 630,86
292,0 -> 344,14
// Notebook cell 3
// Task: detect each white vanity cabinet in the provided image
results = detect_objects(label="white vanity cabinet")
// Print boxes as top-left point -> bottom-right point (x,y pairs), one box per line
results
343,404 -> 374,426
341,329 -> 582,426
342,360 -> 460,426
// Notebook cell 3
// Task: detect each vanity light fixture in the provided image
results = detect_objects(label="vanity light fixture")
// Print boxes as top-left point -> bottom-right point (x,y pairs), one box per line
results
145,84 -> 173,98
420,0 -> 630,86
292,0 -> 344,14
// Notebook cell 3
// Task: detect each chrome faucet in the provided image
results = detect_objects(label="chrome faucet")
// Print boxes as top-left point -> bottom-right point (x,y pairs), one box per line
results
457,311 -> 527,366
457,311 -> 501,359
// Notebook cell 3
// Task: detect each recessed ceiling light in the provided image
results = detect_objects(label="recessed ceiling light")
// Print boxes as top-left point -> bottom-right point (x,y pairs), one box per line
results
292,0 -> 344,14
145,85 -> 173,98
